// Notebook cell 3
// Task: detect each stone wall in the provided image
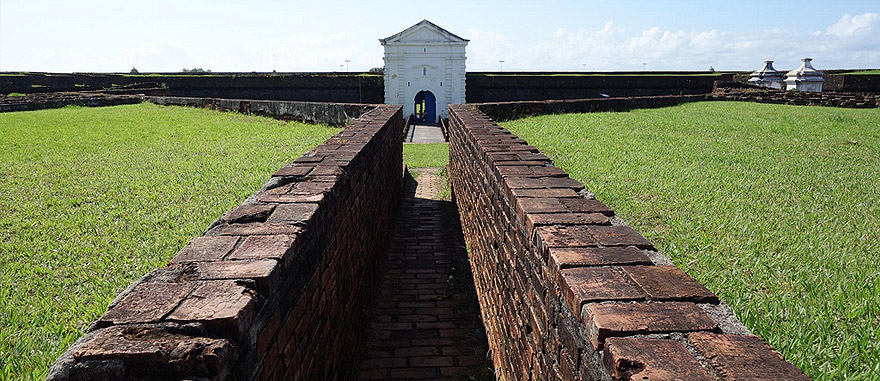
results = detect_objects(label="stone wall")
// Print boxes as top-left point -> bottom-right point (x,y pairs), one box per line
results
0,73 -> 385,103
447,104 -> 810,380
466,74 -> 728,102
47,105 -> 406,380
474,94 -> 705,121
0,92 -> 143,112
710,89 -> 880,108
149,96 -> 379,126
5,72 -> 730,104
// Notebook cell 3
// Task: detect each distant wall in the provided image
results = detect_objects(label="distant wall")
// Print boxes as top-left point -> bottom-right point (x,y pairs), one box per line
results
732,73 -> 880,92
447,103 -> 810,380
466,73 -> 729,102
0,73 -> 385,103
0,93 -> 142,112
710,89 -> 880,108
148,96 -> 379,126
4,72 -> 732,104
48,105 -> 406,380
474,94 -> 705,121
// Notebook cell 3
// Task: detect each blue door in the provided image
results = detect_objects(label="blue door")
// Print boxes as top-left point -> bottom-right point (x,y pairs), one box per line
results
414,90 -> 437,123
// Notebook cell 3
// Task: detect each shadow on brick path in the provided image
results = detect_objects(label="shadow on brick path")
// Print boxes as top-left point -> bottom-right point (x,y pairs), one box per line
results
358,169 -> 493,380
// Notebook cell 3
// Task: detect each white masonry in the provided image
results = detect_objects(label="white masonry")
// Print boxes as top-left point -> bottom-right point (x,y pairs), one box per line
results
380,20 -> 468,123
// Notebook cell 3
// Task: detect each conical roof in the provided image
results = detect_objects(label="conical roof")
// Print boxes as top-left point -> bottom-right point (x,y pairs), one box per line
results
786,58 -> 824,82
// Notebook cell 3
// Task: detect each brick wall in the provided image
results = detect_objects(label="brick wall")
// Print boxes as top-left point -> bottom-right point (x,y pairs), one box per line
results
710,89 -> 880,108
47,104 -> 406,380
466,74 -> 728,102
148,96 -> 379,126
474,94 -> 705,121
0,92 -> 143,112
447,104 -> 811,380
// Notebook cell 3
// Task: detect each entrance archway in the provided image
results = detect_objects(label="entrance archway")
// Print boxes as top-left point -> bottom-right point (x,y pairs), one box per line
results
414,90 -> 437,124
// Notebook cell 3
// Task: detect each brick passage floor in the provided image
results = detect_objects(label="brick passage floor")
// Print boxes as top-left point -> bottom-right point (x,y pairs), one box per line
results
358,168 -> 492,380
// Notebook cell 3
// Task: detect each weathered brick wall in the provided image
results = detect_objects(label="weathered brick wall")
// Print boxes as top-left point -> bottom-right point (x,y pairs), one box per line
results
0,92 -> 143,112
710,89 -> 880,108
466,74 -> 728,102
448,104 -> 810,380
148,96 -> 379,126
47,105 -> 405,380
474,94 -> 705,121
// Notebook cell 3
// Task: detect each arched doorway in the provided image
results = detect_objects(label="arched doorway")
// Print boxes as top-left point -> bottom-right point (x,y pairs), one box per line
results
414,90 -> 437,124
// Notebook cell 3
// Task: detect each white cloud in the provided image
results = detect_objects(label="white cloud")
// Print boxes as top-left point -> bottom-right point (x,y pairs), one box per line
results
465,12 -> 880,71
826,13 -> 878,37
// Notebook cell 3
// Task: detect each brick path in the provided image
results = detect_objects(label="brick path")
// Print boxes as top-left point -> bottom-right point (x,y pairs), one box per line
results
358,168 -> 492,380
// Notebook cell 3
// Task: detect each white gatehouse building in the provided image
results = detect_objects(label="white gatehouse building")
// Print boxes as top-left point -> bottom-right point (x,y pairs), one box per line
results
380,20 -> 468,123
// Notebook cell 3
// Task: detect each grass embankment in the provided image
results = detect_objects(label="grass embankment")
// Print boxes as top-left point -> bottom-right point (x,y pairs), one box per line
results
0,103 -> 340,380
403,143 -> 450,200
842,70 -> 880,75
502,102 -> 880,380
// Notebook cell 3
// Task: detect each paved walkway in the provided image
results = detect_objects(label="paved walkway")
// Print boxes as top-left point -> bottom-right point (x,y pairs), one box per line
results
358,169 -> 491,380
406,124 -> 446,143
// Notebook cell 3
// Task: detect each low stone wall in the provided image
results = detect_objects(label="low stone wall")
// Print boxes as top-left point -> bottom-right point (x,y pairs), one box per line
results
710,89 -> 880,108
466,74 -> 727,102
48,104 -> 406,380
447,104 -> 809,380
474,94 -> 705,121
0,93 -> 142,112
148,96 -> 379,126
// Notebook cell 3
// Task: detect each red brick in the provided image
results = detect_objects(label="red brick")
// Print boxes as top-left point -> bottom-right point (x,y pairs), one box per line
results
266,203 -> 319,225
560,198 -> 614,216
217,222 -> 303,236
308,165 -> 343,176
167,280 -> 256,340
584,302 -> 718,349
525,212 -> 608,234
689,332 -> 810,380
73,325 -> 231,376
409,356 -> 455,367
390,368 -> 439,378
511,187 -> 580,198
361,357 -> 406,369
603,337 -> 714,381
99,282 -> 196,325
220,204 -> 275,223
171,236 -> 238,263
536,225 -> 597,248
289,180 -> 335,195
559,267 -> 643,318
196,259 -> 278,290
504,176 -> 584,190
360,368 -> 388,379
586,225 -> 653,249
549,246 -> 652,270
256,192 -> 325,204
621,265 -> 718,303
516,197 -> 568,219
228,235 -> 294,260
272,164 -> 313,177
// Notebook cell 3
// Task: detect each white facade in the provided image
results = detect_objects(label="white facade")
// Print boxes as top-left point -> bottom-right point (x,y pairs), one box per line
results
380,20 -> 468,122
748,60 -> 785,89
785,58 -> 825,92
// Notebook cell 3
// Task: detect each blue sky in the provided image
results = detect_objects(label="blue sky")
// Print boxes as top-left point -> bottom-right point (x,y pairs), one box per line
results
1,0 -> 877,72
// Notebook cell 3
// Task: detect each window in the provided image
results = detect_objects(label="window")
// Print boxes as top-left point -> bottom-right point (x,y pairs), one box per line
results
423,67 -> 427,76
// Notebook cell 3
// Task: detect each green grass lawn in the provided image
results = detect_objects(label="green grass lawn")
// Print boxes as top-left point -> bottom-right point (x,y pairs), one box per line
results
403,143 -> 449,168
502,102 -> 880,380
0,103 -> 340,380
403,143 -> 451,200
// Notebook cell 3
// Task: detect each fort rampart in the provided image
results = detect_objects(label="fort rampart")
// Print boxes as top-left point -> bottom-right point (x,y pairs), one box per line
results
47,104 -> 406,380
447,103 -> 810,380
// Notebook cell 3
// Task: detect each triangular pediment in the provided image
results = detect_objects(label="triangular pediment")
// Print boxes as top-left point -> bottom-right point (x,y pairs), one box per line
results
380,20 -> 468,45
